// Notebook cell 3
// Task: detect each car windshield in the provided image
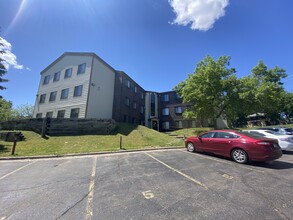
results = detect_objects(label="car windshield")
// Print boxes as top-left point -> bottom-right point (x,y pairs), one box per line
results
284,128 -> 293,132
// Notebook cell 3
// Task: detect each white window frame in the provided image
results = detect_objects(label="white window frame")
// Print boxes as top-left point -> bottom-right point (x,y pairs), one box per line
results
77,63 -> 86,74
61,88 -> 69,100
43,75 -> 50,85
74,85 -> 83,97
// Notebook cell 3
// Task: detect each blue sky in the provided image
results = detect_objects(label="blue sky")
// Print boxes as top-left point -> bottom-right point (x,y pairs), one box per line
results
1,0 -> 293,108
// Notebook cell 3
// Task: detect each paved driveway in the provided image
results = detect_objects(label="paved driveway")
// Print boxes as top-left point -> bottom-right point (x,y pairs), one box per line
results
0,149 -> 293,220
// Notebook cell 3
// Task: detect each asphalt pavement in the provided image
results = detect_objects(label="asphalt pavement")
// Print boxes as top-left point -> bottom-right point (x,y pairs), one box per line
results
0,149 -> 293,220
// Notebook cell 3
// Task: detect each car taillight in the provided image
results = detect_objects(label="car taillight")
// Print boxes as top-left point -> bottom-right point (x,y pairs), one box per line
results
256,141 -> 271,146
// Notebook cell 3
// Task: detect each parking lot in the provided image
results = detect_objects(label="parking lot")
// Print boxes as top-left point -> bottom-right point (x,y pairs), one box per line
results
0,149 -> 293,220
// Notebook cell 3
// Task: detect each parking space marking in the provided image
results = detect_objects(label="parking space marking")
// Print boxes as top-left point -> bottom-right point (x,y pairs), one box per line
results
142,190 -> 154,199
0,161 -> 35,181
222,173 -> 233,180
179,149 -> 265,173
85,156 -> 97,220
144,152 -> 208,190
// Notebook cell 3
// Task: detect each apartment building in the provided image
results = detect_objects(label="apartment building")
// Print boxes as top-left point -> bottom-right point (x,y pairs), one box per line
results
33,52 -> 196,131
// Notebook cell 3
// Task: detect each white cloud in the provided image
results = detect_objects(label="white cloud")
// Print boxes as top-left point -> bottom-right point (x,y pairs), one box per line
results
168,0 -> 229,31
0,37 -> 24,70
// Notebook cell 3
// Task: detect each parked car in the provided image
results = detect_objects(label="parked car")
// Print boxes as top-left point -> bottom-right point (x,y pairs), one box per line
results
185,130 -> 282,164
246,130 -> 293,151
272,127 -> 293,135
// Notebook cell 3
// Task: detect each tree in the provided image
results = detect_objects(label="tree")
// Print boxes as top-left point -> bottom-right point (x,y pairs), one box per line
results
13,103 -> 34,118
280,92 -> 293,123
250,61 -> 287,124
174,55 -> 238,128
0,98 -> 14,122
0,37 -> 8,94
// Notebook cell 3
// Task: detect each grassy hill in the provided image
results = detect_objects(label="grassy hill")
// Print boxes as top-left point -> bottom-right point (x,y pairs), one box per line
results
0,123 -> 184,157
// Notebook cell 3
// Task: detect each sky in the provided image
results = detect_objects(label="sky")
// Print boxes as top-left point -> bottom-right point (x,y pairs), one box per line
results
0,0 -> 293,108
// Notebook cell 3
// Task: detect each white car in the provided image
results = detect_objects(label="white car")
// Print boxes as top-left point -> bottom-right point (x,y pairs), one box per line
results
246,130 -> 293,151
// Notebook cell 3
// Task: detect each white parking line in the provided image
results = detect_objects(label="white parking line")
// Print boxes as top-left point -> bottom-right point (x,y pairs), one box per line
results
144,152 -> 208,190
0,161 -> 35,181
85,156 -> 97,220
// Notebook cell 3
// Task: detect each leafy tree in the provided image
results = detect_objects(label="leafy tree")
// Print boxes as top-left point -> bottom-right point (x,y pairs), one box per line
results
280,92 -> 293,123
0,37 -> 8,94
13,103 -> 34,118
174,55 -> 238,128
250,61 -> 287,124
0,98 -> 14,122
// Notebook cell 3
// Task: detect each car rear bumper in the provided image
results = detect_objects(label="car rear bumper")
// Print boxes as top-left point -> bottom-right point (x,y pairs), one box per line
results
251,149 -> 283,162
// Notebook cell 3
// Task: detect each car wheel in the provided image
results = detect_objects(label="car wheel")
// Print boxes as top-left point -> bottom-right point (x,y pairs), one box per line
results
187,142 -> 195,152
231,149 -> 248,164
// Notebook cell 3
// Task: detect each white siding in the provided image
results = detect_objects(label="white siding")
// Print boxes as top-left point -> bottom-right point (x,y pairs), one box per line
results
33,55 -> 92,118
86,57 -> 115,119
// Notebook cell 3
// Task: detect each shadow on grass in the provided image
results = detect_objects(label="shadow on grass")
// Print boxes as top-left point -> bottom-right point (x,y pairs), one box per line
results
0,144 -> 10,153
110,123 -> 139,136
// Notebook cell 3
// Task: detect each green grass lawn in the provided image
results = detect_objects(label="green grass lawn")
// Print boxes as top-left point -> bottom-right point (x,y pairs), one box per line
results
167,127 -> 212,137
0,123 -> 184,157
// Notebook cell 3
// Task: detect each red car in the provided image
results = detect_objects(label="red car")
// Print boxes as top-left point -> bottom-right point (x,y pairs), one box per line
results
185,130 -> 282,164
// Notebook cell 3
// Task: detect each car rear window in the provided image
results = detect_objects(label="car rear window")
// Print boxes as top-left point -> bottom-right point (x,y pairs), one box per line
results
239,131 -> 264,138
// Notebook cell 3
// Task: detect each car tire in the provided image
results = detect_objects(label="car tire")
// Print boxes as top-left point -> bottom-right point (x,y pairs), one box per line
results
231,149 -> 248,164
186,142 -> 195,152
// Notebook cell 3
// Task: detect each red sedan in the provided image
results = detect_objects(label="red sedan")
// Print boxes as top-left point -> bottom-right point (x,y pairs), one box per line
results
185,130 -> 282,164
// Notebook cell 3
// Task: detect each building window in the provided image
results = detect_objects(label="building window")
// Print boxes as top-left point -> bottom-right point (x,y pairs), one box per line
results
175,120 -> 183,128
49,91 -> 57,102
175,93 -> 181,99
133,101 -> 137,109
65,68 -> 72,78
77,63 -> 86,74
140,105 -> 144,114
46,112 -> 53,118
125,79 -> 131,88
161,94 -> 169,102
36,113 -> 42,118
74,85 -> 83,97
43,75 -> 50,85
150,93 -> 156,117
61,88 -> 69,100
134,86 -> 137,93
39,94 -> 46,104
70,108 -> 79,118
141,93 -> 144,100
53,71 -> 61,82
175,106 -> 182,114
162,108 -> 169,116
57,110 -> 65,118
162,121 -> 170,130
125,97 -> 130,107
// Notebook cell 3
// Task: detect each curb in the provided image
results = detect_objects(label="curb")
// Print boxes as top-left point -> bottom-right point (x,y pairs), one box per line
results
0,146 -> 185,161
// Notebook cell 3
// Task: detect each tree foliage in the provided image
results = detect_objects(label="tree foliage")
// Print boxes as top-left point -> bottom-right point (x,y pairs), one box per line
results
13,103 -> 34,118
174,55 -> 238,128
280,92 -> 293,123
174,56 -> 288,128
0,98 -> 14,122
0,37 -> 8,93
